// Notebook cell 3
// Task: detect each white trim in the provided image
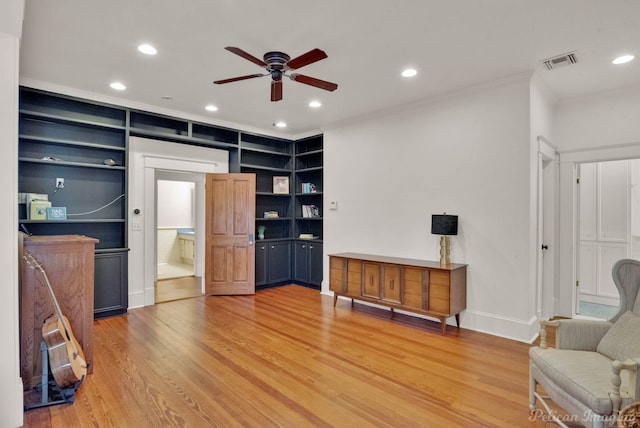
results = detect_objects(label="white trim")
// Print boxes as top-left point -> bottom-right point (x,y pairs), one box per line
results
321,291 -> 539,343
557,142 -> 640,318
128,137 -> 228,308
1,31 -> 24,427
560,142 -> 640,163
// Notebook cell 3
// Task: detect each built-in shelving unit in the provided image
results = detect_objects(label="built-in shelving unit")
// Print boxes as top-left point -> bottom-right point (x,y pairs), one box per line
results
18,88 -> 129,317
293,135 -> 323,287
241,132 -> 293,243
18,87 -> 324,306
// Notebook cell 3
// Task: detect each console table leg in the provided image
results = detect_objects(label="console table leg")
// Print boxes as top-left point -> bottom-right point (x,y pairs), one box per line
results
333,293 -> 338,307
390,307 -> 395,318
440,318 -> 447,335
455,313 -> 460,329
351,298 -> 354,307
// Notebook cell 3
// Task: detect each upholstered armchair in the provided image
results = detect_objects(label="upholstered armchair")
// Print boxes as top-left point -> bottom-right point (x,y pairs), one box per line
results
529,259 -> 640,428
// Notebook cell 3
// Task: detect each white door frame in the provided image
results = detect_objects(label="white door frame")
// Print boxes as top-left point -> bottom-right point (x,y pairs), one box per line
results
143,157 -> 217,305
557,143 -> 640,317
536,136 -> 559,320
128,137 -> 228,309
155,170 -> 204,279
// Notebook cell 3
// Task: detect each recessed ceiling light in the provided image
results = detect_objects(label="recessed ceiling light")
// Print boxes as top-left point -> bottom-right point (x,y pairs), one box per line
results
205,105 -> 218,112
309,100 -> 322,108
138,44 -> 157,55
274,121 -> 287,128
110,82 -> 126,91
401,68 -> 417,78
612,54 -> 635,65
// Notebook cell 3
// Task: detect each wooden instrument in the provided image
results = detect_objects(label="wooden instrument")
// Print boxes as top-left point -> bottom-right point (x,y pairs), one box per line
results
24,251 -> 87,388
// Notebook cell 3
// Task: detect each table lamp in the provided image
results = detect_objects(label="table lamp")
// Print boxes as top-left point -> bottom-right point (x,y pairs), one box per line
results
431,214 -> 458,266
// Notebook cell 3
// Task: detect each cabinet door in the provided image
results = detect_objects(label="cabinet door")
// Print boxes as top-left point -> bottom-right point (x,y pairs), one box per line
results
255,243 -> 268,286
362,262 -> 381,299
381,264 -> 401,304
294,241 -> 309,283
308,242 -> 323,287
268,241 -> 291,283
94,250 -> 128,318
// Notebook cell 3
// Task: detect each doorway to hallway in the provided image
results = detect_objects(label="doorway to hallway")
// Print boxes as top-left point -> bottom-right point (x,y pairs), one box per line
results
576,158 -> 640,318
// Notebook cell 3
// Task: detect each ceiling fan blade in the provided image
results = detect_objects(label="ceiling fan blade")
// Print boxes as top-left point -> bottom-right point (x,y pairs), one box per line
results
225,46 -> 267,67
271,80 -> 283,102
214,73 -> 265,84
286,48 -> 328,70
289,73 -> 338,91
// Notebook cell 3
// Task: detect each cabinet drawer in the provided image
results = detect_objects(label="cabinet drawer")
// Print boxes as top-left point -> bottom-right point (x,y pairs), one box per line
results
404,267 -> 426,309
429,284 -> 450,313
329,268 -> 344,292
347,260 -> 362,295
430,270 -> 451,286
329,257 -> 346,292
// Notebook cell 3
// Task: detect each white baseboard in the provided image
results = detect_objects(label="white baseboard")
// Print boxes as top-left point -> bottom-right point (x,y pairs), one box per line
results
128,290 -> 146,310
321,290 -> 539,343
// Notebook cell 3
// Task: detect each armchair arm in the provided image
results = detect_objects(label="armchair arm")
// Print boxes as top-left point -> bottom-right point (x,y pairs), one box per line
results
611,358 -> 639,415
539,319 -> 612,350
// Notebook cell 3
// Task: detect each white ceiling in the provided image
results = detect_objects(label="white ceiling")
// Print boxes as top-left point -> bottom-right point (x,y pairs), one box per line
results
19,0 -> 640,136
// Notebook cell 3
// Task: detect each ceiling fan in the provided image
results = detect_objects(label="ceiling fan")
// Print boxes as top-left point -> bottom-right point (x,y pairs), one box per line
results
213,46 -> 338,102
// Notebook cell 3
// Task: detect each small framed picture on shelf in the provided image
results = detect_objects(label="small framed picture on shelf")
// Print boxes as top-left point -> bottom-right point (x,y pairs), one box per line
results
273,176 -> 289,194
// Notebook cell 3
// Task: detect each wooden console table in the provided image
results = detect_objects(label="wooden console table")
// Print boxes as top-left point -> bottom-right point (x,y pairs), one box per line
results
329,253 -> 467,335
19,234 -> 98,390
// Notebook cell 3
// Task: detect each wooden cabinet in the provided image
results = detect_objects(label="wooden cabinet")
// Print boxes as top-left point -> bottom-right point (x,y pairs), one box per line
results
329,253 -> 467,335
20,234 -> 98,390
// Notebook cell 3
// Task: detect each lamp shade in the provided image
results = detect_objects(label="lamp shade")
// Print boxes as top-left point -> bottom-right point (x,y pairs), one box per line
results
431,214 -> 458,236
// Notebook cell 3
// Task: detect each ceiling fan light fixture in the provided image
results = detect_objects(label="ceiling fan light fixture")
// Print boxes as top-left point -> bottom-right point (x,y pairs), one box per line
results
138,43 -> 157,55
612,54 -> 634,65
401,68 -> 417,78
215,47 -> 338,101
110,82 -> 126,91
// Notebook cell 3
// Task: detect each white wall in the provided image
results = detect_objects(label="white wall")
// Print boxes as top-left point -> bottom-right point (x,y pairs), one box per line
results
555,86 -> 640,152
1,1 -> 24,425
157,180 -> 195,228
324,75 -> 535,341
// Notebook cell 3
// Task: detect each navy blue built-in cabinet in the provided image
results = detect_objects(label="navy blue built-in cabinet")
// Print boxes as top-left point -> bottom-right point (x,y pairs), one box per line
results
18,88 -> 323,317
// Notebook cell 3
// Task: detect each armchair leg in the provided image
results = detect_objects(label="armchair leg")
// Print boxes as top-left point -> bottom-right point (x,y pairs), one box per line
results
529,368 -> 537,411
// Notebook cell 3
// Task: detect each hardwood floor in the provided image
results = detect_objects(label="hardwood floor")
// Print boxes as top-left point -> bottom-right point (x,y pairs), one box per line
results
155,276 -> 203,303
23,285 -> 556,427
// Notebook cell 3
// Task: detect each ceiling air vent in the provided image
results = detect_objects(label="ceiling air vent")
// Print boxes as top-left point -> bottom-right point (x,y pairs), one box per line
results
542,52 -> 578,70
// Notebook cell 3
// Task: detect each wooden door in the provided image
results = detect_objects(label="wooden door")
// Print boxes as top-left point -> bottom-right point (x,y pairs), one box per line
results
205,173 -> 256,295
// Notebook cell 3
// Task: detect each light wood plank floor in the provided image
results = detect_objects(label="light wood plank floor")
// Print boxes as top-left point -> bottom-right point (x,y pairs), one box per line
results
24,285 -> 557,427
155,276 -> 203,303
